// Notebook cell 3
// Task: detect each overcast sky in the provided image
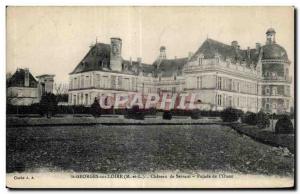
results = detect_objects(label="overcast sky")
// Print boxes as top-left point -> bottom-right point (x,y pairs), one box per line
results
7,6 -> 294,83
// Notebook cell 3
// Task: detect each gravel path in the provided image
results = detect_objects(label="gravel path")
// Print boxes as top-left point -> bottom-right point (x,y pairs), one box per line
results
7,124 -> 294,176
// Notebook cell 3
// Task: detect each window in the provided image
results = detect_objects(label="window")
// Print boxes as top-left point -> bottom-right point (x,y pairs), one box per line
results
232,81 -> 235,91
74,78 -> 77,89
227,79 -> 232,90
85,94 -> 88,105
197,76 -> 202,89
96,74 -> 100,88
217,77 -> 222,89
85,76 -> 90,88
272,87 -> 277,96
73,95 -> 76,105
199,57 -> 203,66
237,82 -> 240,92
123,78 -> 130,90
80,93 -> 84,105
117,76 -> 122,89
172,87 -> 176,94
217,94 -> 222,106
265,86 -> 270,95
228,96 -> 232,107
285,68 -> 289,80
81,75 -> 84,88
111,75 -> 116,89
132,78 -> 137,91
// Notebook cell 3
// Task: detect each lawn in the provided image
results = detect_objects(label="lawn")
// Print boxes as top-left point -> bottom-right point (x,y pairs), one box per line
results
7,124 -> 294,176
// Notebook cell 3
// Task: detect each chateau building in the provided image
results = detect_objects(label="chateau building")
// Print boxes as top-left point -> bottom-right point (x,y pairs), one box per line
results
68,28 -> 292,113
7,68 -> 55,105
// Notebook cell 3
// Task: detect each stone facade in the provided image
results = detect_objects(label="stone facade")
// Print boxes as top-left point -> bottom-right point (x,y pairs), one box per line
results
68,28 -> 292,113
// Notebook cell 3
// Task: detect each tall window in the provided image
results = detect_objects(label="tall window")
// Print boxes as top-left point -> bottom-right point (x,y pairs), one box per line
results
85,94 -> 88,105
85,76 -> 90,88
228,96 -> 232,107
172,87 -> 176,94
111,75 -> 116,89
74,78 -> 77,89
123,78 -> 130,90
197,76 -> 202,89
81,75 -> 84,88
199,57 -> 203,66
96,74 -> 100,88
217,94 -> 222,106
73,95 -> 76,105
272,87 -> 277,96
217,77 -> 222,89
285,68 -> 289,80
265,86 -> 270,95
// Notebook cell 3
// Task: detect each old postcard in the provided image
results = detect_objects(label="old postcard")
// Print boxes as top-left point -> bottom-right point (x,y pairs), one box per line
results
6,6 -> 295,189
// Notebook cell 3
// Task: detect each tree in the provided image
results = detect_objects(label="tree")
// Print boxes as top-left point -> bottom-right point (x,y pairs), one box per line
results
275,115 -> 294,134
221,107 -> 241,122
256,111 -> 270,129
39,92 -> 58,118
90,97 -> 101,117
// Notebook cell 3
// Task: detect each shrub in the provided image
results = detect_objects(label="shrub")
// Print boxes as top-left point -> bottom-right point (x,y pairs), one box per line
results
275,115 -> 294,134
125,105 -> 145,120
256,111 -> 270,129
163,111 -> 172,120
39,93 -> 58,118
241,112 -> 257,125
220,107 -> 241,122
190,109 -> 201,119
90,98 -> 101,117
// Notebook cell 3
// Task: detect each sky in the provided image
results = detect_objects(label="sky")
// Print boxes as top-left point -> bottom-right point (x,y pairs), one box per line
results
6,6 -> 294,84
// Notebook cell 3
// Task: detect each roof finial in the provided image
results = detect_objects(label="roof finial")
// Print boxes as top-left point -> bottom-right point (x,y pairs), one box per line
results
95,36 -> 98,44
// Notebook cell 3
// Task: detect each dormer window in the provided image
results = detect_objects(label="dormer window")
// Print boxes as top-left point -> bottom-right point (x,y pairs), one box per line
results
198,54 -> 204,66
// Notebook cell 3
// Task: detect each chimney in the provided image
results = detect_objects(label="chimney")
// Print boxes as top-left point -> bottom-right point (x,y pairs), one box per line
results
24,68 -> 29,87
159,46 -> 166,60
256,43 -> 261,51
110,37 -> 122,71
137,57 -> 142,66
130,57 -> 132,66
247,47 -> 251,59
231,41 -> 239,49
174,56 -> 177,59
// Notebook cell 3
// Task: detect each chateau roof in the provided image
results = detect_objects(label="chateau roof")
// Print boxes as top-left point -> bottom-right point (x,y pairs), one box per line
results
262,43 -> 288,61
7,68 -> 38,88
70,43 -> 153,75
190,38 -> 260,66
70,43 -> 111,74
153,57 -> 188,77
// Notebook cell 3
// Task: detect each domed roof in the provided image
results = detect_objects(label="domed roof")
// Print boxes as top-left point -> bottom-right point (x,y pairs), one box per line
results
266,28 -> 276,34
262,43 -> 288,60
